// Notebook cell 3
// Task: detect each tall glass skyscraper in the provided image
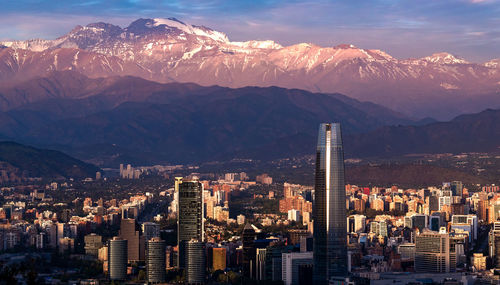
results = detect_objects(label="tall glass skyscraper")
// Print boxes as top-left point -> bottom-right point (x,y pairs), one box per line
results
108,237 -> 128,281
313,123 -> 348,284
177,178 -> 204,269
146,237 -> 166,283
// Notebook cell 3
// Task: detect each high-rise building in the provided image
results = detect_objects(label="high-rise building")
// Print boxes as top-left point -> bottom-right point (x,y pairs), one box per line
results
478,200 -> 490,222
428,195 -> 440,213
255,248 -> 267,281
415,231 -> 456,273
108,237 -> 127,281
398,243 -> 416,261
142,222 -> 160,242
119,218 -> 141,262
185,240 -> 206,284
210,247 -> 226,271
242,223 -> 256,278
84,233 -> 102,257
313,123 -> 348,284
347,214 -> 366,233
429,215 -> 441,232
451,214 -> 478,241
488,222 -> 500,268
146,237 -> 166,284
282,251 -> 314,285
450,181 -> 463,198
379,220 -> 388,237
177,178 -> 204,269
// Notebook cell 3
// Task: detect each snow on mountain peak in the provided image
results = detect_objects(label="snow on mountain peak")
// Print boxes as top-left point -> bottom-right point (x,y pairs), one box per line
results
230,40 -> 283,50
335,44 -> 357,49
484,59 -> 500,68
152,18 -> 229,42
423,52 -> 468,64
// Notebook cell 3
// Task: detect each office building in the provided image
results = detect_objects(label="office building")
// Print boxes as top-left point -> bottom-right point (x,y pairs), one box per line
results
489,222 -> 500,268
415,231 -> 456,273
429,215 -> 441,232
478,200 -> 490,222
146,238 -> 166,283
256,248 -> 267,281
288,209 -> 300,222
451,215 -> 477,241
242,223 -> 256,278
185,240 -> 206,284
347,214 -> 366,233
210,247 -> 226,271
84,233 -> 102,257
142,222 -> 160,241
119,218 -> 141,262
398,243 -> 416,260
450,181 -> 463,197
472,253 -> 487,271
108,237 -> 127,281
178,178 -> 204,269
313,123 -> 348,284
282,251 -> 313,285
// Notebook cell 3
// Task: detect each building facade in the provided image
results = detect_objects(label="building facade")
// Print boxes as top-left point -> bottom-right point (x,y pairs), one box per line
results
108,237 -> 127,281
146,238 -> 166,283
178,178 -> 204,268
313,123 -> 348,284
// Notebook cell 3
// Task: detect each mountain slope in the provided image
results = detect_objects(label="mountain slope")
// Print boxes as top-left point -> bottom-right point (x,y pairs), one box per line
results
346,109 -> 500,158
1,18 -> 499,119
0,141 -> 100,179
0,72 -> 414,165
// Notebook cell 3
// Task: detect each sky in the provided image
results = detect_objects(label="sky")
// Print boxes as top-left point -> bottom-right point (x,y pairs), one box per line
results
0,0 -> 499,62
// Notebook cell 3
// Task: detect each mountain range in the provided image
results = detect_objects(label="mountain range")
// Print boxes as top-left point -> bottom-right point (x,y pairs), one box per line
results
1,18 -> 499,119
0,71 -> 412,166
0,141 -> 100,179
0,70 -> 499,166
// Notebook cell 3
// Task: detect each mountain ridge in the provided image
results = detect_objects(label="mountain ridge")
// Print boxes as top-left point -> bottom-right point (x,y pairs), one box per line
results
1,17 -> 499,119
0,141 -> 100,179
0,71 -> 415,166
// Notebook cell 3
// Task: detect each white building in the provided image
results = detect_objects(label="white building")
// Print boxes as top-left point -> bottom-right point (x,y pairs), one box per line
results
237,214 -> 246,225
287,209 -> 300,222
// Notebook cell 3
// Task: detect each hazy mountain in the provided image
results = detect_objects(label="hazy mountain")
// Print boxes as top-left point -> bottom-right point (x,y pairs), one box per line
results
0,72 -> 413,165
0,72 -> 499,165
1,18 -> 499,119
0,141 -> 100,179
345,164 -> 488,187
346,108 -> 500,158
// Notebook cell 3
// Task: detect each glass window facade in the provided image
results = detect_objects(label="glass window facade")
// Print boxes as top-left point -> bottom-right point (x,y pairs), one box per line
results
313,123 -> 348,284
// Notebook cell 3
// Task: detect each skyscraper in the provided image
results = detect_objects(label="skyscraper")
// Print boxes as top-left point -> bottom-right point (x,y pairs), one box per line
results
177,178 -> 204,269
313,123 -> 348,284
415,231 -> 456,273
146,237 -> 166,284
242,223 -> 256,278
108,237 -> 127,281
450,181 -> 463,198
488,222 -> 500,268
119,218 -> 141,262
185,240 -> 206,284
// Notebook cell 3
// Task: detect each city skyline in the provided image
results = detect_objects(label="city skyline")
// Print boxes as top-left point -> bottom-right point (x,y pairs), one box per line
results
0,1 -> 499,283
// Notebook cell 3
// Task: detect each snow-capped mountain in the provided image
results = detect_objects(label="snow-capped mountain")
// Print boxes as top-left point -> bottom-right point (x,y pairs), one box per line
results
1,18 -> 499,119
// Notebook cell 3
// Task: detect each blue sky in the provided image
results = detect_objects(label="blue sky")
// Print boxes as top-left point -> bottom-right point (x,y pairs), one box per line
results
0,0 -> 499,62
